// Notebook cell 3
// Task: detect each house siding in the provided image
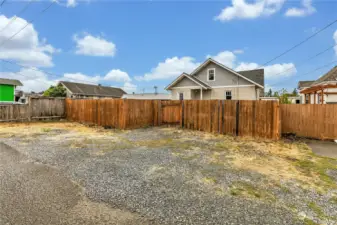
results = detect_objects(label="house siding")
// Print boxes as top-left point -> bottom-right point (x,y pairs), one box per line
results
0,84 -> 15,102
170,86 -> 257,100
174,76 -> 200,87
193,62 -> 252,86
171,89 -> 192,100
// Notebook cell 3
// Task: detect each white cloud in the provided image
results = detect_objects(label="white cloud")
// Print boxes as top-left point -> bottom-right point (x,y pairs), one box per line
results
215,0 -> 285,22
0,15 -> 58,68
206,51 -> 236,68
123,82 -> 137,93
104,69 -> 131,82
0,68 -> 55,93
233,49 -> 244,54
285,0 -> 316,17
235,62 -> 297,79
135,56 -> 200,81
73,33 -> 116,57
333,30 -> 337,55
67,0 -> 77,7
63,72 -> 102,84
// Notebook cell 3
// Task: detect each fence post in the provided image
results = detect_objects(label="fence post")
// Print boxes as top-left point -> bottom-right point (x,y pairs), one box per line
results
235,100 -> 240,136
180,100 -> 184,128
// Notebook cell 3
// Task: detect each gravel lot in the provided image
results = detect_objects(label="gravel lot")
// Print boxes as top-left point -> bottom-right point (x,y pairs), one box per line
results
0,122 -> 336,225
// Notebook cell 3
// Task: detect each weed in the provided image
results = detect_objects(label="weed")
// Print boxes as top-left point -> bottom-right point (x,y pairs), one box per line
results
294,157 -> 337,190
229,181 -> 275,201
201,177 -> 217,185
41,128 -> 52,132
308,202 -> 326,220
303,218 -> 319,225
329,196 -> 337,204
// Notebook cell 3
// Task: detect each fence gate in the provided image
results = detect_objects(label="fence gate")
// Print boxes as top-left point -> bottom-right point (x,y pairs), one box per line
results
160,100 -> 182,125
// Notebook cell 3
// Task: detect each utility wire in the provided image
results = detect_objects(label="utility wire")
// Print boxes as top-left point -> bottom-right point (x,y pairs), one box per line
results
266,42 -> 337,78
0,1 -> 54,49
0,0 -> 33,34
0,0 -> 6,7
268,59 -> 337,88
260,18 -> 337,67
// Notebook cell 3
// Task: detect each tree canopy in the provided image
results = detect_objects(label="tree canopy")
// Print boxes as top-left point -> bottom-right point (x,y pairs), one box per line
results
43,84 -> 67,97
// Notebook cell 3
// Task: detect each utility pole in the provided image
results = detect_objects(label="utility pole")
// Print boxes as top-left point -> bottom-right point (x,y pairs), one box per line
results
154,86 -> 158,95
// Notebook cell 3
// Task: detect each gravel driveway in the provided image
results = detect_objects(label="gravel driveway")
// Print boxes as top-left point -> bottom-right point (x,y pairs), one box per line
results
0,122 -> 336,225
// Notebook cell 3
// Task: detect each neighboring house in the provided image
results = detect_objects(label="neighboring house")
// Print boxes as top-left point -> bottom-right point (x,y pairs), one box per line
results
59,81 -> 126,99
165,58 -> 264,100
298,66 -> 337,104
122,93 -> 171,100
260,96 -> 301,104
0,78 -> 23,102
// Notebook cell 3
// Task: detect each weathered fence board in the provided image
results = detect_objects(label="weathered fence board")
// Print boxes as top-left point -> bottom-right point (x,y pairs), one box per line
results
65,99 -> 280,140
281,104 -> 337,140
0,97 -> 65,122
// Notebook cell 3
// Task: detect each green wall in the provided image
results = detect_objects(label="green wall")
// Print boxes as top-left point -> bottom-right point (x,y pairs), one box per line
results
0,84 -> 15,102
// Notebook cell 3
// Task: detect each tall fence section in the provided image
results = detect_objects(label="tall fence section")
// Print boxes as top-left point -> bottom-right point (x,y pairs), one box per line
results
66,99 -> 280,140
0,97 -> 65,122
2,98 -> 337,140
281,104 -> 337,140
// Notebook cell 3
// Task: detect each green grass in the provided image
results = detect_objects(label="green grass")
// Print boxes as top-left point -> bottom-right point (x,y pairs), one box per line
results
308,202 -> 325,220
294,156 -> 337,190
303,218 -> 319,225
329,196 -> 337,204
41,128 -> 52,132
229,181 -> 275,201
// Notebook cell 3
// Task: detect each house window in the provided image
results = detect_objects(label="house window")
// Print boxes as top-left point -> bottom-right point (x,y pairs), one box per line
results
318,95 -> 321,104
225,91 -> 232,100
207,68 -> 215,81
179,93 -> 184,100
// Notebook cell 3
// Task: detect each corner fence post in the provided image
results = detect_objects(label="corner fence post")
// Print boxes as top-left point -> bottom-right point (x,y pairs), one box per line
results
235,101 -> 240,136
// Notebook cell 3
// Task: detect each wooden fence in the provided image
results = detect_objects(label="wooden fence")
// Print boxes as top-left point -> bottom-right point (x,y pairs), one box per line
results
281,104 -> 337,140
0,97 -> 65,122
66,99 -> 280,140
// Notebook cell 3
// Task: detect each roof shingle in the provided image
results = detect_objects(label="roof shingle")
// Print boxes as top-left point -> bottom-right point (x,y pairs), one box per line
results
0,78 -> 23,86
60,81 -> 126,98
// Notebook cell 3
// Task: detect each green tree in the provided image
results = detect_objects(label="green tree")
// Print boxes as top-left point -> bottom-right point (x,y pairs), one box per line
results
291,88 -> 298,96
43,84 -> 67,97
278,88 -> 291,104
266,88 -> 273,97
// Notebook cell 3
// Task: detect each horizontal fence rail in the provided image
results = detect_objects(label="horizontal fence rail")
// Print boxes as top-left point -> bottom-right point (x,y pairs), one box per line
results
281,104 -> 337,140
65,99 -> 280,140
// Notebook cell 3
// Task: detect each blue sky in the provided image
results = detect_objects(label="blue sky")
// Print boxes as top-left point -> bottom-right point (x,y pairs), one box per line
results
0,0 -> 337,94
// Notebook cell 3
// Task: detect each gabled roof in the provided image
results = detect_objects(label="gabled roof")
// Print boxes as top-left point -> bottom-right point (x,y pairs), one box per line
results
190,58 -> 264,88
60,81 -> 126,98
298,80 -> 314,89
0,78 -> 23,86
311,66 -> 337,86
237,69 -> 264,87
165,73 -> 211,90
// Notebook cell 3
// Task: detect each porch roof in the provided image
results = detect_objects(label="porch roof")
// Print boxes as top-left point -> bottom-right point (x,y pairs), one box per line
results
165,73 -> 211,90
300,83 -> 337,94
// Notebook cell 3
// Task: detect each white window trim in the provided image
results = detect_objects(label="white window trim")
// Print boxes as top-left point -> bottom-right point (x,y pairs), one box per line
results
207,68 -> 216,81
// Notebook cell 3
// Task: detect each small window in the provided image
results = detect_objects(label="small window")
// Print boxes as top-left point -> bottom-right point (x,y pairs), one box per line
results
208,68 -> 215,81
296,100 -> 300,104
179,93 -> 184,100
225,91 -> 232,100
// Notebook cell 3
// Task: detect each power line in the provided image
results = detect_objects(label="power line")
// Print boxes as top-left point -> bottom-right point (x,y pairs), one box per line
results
0,1 -> 54,49
260,18 -> 337,67
0,0 -> 33,34
0,0 -> 6,7
266,42 -> 337,78
268,59 -> 337,88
